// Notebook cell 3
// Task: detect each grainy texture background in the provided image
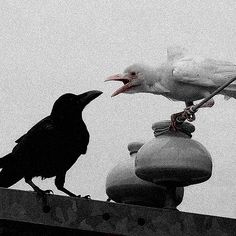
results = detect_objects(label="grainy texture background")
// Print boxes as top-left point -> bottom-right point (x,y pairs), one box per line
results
0,0 -> 235,218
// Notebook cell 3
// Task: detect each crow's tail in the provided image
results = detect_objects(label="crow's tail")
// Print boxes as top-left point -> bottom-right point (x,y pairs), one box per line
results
0,167 -> 23,188
0,153 -> 23,187
0,153 -> 14,168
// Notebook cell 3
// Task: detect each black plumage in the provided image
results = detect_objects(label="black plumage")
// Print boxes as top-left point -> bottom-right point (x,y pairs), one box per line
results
0,90 -> 102,197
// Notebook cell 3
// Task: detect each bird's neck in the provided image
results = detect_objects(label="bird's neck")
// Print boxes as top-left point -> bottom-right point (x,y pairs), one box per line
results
142,65 -> 167,94
54,114 -> 85,129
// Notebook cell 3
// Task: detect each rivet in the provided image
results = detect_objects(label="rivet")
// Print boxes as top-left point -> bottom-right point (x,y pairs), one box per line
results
102,213 -> 110,221
137,217 -> 145,226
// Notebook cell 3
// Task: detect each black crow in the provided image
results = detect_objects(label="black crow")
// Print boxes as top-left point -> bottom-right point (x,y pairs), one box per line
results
0,90 -> 102,198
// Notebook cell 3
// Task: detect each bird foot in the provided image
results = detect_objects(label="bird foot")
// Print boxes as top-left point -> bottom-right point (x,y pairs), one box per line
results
38,189 -> 53,197
183,106 -> 196,122
77,194 -> 91,199
170,108 -> 196,131
170,112 -> 186,131
83,195 -> 91,199
169,120 -> 178,132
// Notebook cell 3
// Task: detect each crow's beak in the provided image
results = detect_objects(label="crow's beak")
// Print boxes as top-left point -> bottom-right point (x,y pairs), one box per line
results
78,90 -> 103,107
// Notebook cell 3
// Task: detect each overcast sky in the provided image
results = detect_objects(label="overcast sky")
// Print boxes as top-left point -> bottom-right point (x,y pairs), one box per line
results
0,0 -> 235,219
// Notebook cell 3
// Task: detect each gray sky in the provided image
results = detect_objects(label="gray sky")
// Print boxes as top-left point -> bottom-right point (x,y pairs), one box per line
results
0,0 -> 235,218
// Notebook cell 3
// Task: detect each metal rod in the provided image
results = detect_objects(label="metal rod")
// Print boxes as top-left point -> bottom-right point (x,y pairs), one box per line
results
192,76 -> 236,112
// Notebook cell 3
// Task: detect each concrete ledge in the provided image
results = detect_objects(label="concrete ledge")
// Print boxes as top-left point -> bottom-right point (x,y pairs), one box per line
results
0,188 -> 235,235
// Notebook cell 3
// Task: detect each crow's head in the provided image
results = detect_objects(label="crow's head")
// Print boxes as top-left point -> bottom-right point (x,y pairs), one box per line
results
51,90 -> 103,120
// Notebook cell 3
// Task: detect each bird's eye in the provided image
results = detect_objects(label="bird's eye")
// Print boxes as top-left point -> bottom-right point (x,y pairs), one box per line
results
130,72 -> 136,76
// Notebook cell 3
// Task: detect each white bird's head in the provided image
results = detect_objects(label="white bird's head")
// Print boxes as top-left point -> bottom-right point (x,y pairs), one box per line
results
105,64 -> 153,97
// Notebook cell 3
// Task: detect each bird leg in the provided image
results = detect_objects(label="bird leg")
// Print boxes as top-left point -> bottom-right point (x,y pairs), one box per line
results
25,178 -> 53,196
170,101 -> 195,131
25,178 -> 52,213
55,174 -> 90,199
170,111 -> 190,131
58,187 -> 90,199
170,98 -> 215,130
184,101 -> 196,121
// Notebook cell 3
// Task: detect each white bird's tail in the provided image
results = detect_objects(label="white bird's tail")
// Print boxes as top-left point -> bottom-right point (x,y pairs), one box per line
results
221,80 -> 236,99
212,61 -> 236,99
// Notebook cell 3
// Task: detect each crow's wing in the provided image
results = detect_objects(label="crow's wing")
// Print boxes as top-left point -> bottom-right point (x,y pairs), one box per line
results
14,115 -> 89,156
13,116 -> 59,158
172,56 -> 236,88
15,116 -> 54,144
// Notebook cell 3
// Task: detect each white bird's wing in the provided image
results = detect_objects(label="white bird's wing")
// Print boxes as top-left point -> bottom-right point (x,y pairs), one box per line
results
172,56 -> 236,88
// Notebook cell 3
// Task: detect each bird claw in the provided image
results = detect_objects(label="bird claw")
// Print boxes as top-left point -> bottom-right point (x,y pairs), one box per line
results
83,195 -> 91,199
170,106 -> 197,131
36,189 -> 53,198
170,113 -> 184,131
184,107 -> 196,122
44,189 -> 54,194
169,122 -> 178,132
77,194 -> 91,199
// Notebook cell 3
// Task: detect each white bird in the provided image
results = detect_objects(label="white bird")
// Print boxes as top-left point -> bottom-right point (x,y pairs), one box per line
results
105,47 -> 236,127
